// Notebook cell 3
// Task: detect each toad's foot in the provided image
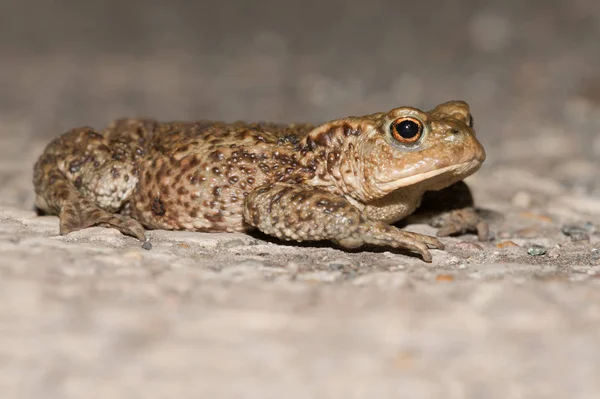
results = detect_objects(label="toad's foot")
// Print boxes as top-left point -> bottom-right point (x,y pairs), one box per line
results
244,183 -> 445,262
338,223 -> 444,263
59,198 -> 147,241
417,181 -> 489,241
429,207 -> 489,241
34,160 -> 147,242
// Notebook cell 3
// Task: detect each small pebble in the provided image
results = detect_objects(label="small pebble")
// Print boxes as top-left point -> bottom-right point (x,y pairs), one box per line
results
436,274 -> 455,283
496,240 -> 519,248
527,244 -> 547,256
547,245 -> 561,259
141,241 -> 153,250
561,225 -> 590,242
328,263 -> 345,271
454,241 -> 483,251
591,249 -> 600,261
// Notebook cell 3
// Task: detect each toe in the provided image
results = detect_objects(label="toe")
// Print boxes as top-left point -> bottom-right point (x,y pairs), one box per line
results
100,215 -> 147,241
476,221 -> 490,241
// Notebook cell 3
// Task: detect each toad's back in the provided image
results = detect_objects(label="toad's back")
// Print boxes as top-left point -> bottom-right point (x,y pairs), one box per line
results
129,120 -> 318,231
33,118 -> 318,236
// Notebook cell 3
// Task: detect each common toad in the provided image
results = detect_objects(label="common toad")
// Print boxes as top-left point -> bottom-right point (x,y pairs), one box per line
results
33,101 -> 487,262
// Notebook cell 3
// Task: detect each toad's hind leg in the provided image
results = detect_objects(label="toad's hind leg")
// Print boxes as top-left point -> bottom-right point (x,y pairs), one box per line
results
33,120 -> 156,241
40,180 -> 146,241
243,183 -> 444,262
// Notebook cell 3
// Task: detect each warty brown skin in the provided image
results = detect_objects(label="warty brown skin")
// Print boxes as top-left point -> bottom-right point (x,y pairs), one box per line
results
33,101 -> 486,262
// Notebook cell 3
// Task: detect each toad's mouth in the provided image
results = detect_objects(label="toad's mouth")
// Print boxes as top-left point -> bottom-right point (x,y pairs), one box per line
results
378,159 -> 483,192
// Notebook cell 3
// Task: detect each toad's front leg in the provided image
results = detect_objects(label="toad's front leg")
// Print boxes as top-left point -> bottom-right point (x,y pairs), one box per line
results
243,183 -> 444,262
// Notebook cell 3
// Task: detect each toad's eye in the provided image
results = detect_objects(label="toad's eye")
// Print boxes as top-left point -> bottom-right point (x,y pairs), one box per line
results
390,117 -> 424,144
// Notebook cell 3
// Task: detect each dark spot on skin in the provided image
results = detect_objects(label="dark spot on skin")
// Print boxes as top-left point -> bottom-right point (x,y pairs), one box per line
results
68,159 -> 82,173
190,209 -> 198,218
277,134 -> 300,146
171,158 -> 181,169
259,163 -> 270,174
74,176 -> 83,189
174,169 -> 185,183
342,123 -> 360,137
327,151 -> 340,163
212,167 -> 221,175
135,147 -> 144,156
210,151 -> 225,161
124,174 -> 129,182
291,191 -> 309,202
93,161 -> 101,168
152,197 -> 166,216
189,157 -> 200,167
315,129 -> 335,146
112,150 -> 125,161
178,145 -> 190,153
268,186 -> 293,213
285,167 -> 294,175
229,176 -> 239,184
111,166 -> 120,179
213,187 -> 222,197
247,177 -> 255,185
177,187 -> 188,196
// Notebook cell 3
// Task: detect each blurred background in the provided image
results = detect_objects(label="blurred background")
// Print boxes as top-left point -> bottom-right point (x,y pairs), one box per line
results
1,0 -> 599,206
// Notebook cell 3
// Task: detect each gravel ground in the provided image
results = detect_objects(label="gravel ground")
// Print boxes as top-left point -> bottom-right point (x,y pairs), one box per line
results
1,0 -> 600,398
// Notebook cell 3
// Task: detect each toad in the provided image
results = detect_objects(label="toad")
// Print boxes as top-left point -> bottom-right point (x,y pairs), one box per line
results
33,101 -> 487,262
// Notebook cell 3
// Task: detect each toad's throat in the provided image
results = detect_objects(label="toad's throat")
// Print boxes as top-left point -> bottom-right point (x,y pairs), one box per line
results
378,159 -> 482,192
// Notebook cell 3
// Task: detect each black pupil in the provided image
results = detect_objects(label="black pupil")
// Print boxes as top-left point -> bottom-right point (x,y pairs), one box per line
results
395,120 -> 420,139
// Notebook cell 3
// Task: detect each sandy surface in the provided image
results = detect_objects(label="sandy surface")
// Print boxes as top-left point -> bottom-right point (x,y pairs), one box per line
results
2,0 -> 600,398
